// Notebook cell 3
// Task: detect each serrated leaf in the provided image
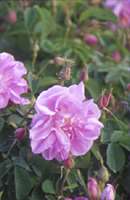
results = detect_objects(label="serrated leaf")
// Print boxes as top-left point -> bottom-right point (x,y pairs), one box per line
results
80,7 -> 117,22
107,143 -> 125,173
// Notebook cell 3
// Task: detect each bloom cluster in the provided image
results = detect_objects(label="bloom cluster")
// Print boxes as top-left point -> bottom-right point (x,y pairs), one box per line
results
0,51 -> 103,161
65,180 -> 115,200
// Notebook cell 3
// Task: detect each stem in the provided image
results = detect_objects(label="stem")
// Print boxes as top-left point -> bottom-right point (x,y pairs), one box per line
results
18,104 -> 35,126
60,168 -> 70,197
104,107 -> 127,130
32,40 -> 39,72
52,0 -> 57,15
6,139 -> 17,158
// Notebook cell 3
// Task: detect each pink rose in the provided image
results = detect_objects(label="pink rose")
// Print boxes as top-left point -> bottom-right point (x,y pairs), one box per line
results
0,52 -> 29,109
29,82 -> 103,161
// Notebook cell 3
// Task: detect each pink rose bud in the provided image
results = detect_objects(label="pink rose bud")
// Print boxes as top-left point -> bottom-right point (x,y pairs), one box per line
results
127,83 -> 130,91
87,177 -> 100,200
64,198 -> 72,200
0,26 -> 6,33
84,34 -> 98,46
101,184 -> 115,200
6,10 -> 17,24
112,51 -> 121,63
99,92 -> 112,109
64,157 -> 75,169
15,128 -> 25,141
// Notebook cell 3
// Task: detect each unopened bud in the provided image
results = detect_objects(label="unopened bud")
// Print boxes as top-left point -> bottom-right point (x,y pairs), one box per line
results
0,26 -> 6,32
99,92 -> 112,109
87,177 -> 101,200
112,51 -> 121,63
15,128 -> 25,141
79,66 -> 89,82
6,10 -> 17,24
127,83 -> 130,91
84,34 -> 98,46
64,157 -> 75,169
101,184 -> 115,200
97,166 -> 110,183
58,65 -> 72,81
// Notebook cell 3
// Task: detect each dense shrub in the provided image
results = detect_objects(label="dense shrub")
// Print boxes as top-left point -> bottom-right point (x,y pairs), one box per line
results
0,0 -> 130,199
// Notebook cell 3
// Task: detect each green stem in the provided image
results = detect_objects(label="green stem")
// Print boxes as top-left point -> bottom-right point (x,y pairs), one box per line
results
104,107 -> 127,130
60,168 -> 70,198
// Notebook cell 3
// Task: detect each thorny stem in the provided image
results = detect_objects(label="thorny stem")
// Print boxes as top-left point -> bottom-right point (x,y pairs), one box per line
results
104,107 -> 127,130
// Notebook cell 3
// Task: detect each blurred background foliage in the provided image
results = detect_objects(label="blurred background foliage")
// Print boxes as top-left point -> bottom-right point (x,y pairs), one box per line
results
0,0 -> 130,199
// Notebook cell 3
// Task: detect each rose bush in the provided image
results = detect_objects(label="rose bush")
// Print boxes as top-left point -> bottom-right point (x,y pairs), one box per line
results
0,0 -> 130,199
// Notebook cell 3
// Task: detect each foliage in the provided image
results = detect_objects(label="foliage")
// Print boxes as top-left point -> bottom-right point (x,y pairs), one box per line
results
0,0 -> 130,199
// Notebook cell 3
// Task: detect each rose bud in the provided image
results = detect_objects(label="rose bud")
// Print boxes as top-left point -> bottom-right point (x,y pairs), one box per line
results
0,26 -> 6,33
99,92 -> 112,109
64,157 -> 75,169
127,83 -> 130,91
6,10 -> 17,24
101,184 -> 115,200
79,66 -> 89,82
87,177 -> 101,200
112,51 -> 121,63
15,128 -> 26,141
84,34 -> 98,46
97,166 -> 110,183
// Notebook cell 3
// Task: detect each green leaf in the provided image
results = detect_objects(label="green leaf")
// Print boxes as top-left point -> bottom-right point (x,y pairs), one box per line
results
101,129 -> 111,144
111,131 -> 124,143
15,166 -> 34,200
111,131 -> 130,151
91,144 -> 103,164
80,7 -> 117,22
0,118 -> 4,131
30,189 -> 44,200
24,7 -> 39,31
86,78 -> 102,100
120,139 -> 130,151
107,143 -> 125,173
14,158 -> 30,171
41,179 -> 55,194
0,159 -> 11,179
